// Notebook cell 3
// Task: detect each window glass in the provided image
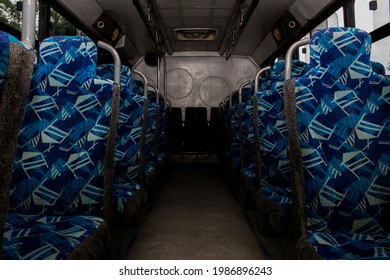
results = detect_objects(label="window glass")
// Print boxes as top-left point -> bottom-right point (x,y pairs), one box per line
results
372,36 -> 390,75
355,0 -> 389,33
50,9 -> 79,36
299,8 -> 344,64
355,0 -> 390,75
0,0 -> 22,31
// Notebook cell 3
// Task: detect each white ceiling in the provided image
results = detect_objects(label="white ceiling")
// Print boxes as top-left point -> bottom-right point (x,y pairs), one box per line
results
57,0 -> 337,64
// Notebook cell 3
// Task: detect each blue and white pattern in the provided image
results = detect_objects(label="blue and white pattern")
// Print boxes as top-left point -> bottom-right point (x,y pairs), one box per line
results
239,77 -> 272,188
157,95 -> 168,165
97,64 -> 144,212
9,36 -> 114,217
145,91 -> 158,177
230,102 -> 241,167
132,80 -> 158,179
3,36 -> 114,259
258,60 -> 310,200
3,213 -> 104,260
294,27 -> 390,259
371,61 -> 385,76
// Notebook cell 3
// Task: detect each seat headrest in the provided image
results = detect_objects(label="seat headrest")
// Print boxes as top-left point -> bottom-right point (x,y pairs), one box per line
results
270,60 -> 286,82
270,60 -> 310,82
97,64 -> 133,91
371,61 -> 385,76
38,36 -> 97,74
309,27 -> 372,78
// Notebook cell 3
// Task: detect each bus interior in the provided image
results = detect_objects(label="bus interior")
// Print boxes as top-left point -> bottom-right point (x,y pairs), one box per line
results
0,0 -> 389,260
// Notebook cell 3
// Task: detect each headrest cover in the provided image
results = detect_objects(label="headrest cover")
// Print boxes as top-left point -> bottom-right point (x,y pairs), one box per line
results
310,27 -> 372,78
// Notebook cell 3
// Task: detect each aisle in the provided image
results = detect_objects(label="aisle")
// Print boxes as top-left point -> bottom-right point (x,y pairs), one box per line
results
127,164 -> 267,260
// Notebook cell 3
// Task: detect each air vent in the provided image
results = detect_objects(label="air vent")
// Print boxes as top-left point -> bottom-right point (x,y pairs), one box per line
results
174,28 -> 218,41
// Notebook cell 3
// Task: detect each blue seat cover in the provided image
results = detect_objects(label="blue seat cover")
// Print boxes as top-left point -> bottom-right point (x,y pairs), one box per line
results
294,27 -> 390,259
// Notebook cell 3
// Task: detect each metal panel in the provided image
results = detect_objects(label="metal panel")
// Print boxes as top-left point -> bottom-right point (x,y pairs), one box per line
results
135,53 -> 258,119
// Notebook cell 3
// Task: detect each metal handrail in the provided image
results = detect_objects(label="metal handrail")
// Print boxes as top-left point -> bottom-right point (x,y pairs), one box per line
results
97,41 -> 121,85
133,70 -> 149,97
21,0 -> 36,49
254,66 -> 271,96
285,38 -> 310,80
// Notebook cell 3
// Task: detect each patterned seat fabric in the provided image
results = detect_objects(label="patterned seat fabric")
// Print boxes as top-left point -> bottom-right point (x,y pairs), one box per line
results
257,60 -> 310,201
240,77 -> 272,189
145,91 -> 158,177
157,95 -> 168,165
371,61 -> 385,76
96,64 -> 146,213
248,60 -> 310,235
4,36 -> 114,259
4,213 -> 103,260
293,27 -> 390,259
132,80 -> 157,179
226,77 -> 272,196
230,99 -> 241,168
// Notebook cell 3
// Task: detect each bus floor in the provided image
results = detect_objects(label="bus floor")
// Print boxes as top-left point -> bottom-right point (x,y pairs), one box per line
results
122,161 -> 269,260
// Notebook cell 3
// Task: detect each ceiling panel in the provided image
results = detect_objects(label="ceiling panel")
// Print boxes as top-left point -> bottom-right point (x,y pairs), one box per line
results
156,0 -> 236,53
58,0 -> 340,64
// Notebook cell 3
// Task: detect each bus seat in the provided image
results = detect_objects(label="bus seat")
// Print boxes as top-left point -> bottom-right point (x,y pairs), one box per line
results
131,79 -> 159,196
371,61 -> 386,76
156,95 -> 168,168
286,27 -> 390,259
254,59 -> 310,235
166,107 -> 183,153
3,36 -> 115,259
144,90 -> 159,195
132,79 -> 145,96
96,64 -> 147,226
238,75 -> 273,193
228,92 -> 241,168
0,31 -> 35,259
184,107 -> 208,152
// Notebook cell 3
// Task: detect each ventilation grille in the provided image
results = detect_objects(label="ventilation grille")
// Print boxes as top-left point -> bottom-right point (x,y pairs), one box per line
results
174,28 -> 218,41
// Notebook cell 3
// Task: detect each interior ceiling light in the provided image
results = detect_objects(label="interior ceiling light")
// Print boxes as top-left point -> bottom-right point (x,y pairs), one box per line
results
174,28 -> 218,41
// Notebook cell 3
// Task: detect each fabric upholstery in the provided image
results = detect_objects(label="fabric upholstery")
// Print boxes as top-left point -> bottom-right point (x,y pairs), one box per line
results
10,36 -> 113,217
258,60 -> 310,200
97,64 -> 145,213
3,213 -> 106,260
293,27 -> 390,259
371,61 -> 385,76
3,36 -> 113,259
239,77 -> 272,191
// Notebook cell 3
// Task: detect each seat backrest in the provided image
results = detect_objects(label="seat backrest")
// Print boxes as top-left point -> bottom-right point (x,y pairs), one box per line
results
256,60 -> 310,189
97,64 -> 147,187
240,74 -> 272,169
371,61 -> 385,76
157,95 -> 167,155
9,36 -> 114,217
292,27 -> 390,235
229,91 -> 241,159
132,79 -> 145,96
97,64 -> 133,94
0,31 -> 35,259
